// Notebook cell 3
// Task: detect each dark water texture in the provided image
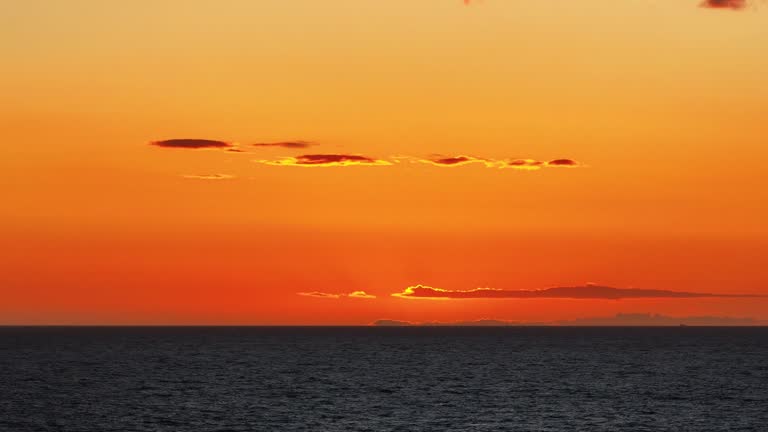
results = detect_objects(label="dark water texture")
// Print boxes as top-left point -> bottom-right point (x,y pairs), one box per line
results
1,327 -> 767,431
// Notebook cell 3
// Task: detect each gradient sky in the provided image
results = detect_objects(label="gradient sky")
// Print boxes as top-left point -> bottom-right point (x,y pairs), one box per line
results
2,0 -> 767,324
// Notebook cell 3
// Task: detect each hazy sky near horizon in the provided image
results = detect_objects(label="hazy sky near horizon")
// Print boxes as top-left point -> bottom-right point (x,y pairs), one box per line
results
2,1 -> 767,324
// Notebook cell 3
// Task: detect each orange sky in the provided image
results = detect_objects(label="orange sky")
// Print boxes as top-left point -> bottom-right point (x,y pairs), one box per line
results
2,1 -> 767,324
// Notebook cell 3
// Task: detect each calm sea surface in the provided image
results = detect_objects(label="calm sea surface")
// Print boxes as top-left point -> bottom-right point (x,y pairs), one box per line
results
1,327 -> 767,431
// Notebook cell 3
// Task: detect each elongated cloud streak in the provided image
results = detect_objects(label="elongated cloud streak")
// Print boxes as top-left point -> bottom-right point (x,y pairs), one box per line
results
502,159 -> 545,170
151,138 -> 317,153
392,284 -> 759,300
546,159 -> 579,167
151,139 -> 231,149
700,0 -> 747,9
181,174 -> 235,180
419,155 -> 496,167
150,141 -> 582,171
256,154 -> 392,167
298,291 -> 342,299
348,291 -> 377,299
252,141 -> 314,149
298,291 -> 377,299
418,156 -> 580,170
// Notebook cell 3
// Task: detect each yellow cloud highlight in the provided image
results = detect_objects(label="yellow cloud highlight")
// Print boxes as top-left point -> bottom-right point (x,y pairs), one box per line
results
391,285 -> 488,300
255,154 -> 392,167
348,291 -> 377,299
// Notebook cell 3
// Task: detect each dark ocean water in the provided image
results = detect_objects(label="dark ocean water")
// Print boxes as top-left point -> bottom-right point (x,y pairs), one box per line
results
1,327 -> 767,431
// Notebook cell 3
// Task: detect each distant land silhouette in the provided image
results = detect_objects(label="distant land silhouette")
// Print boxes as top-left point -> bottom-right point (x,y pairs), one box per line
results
373,313 -> 767,327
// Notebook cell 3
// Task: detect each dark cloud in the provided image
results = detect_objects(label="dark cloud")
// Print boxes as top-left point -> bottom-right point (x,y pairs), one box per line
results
416,156 -> 580,170
151,139 -> 317,152
432,156 -> 473,165
393,284 -> 760,300
502,159 -> 545,169
546,159 -> 579,167
150,143 -> 583,171
150,139 -> 231,149
256,154 -> 392,167
700,0 -> 747,9
297,154 -> 377,165
425,155 -> 486,167
252,141 -> 314,149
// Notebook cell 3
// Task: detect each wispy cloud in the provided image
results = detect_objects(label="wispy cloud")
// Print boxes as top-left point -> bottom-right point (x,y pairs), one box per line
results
700,0 -> 747,9
150,140 -> 582,171
256,154 -> 392,167
500,159 -> 545,170
252,141 -> 315,149
298,291 -> 377,299
392,284 -> 759,300
150,139 -> 231,149
298,292 -> 342,299
181,174 -> 235,180
414,156 -> 581,170
348,291 -> 377,299
150,138 -> 315,152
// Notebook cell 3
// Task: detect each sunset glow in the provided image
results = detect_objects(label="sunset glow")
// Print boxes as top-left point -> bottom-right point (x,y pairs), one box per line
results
3,0 -> 767,325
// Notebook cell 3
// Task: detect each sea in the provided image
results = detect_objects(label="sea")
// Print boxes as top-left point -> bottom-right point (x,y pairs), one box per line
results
1,327 -> 767,431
